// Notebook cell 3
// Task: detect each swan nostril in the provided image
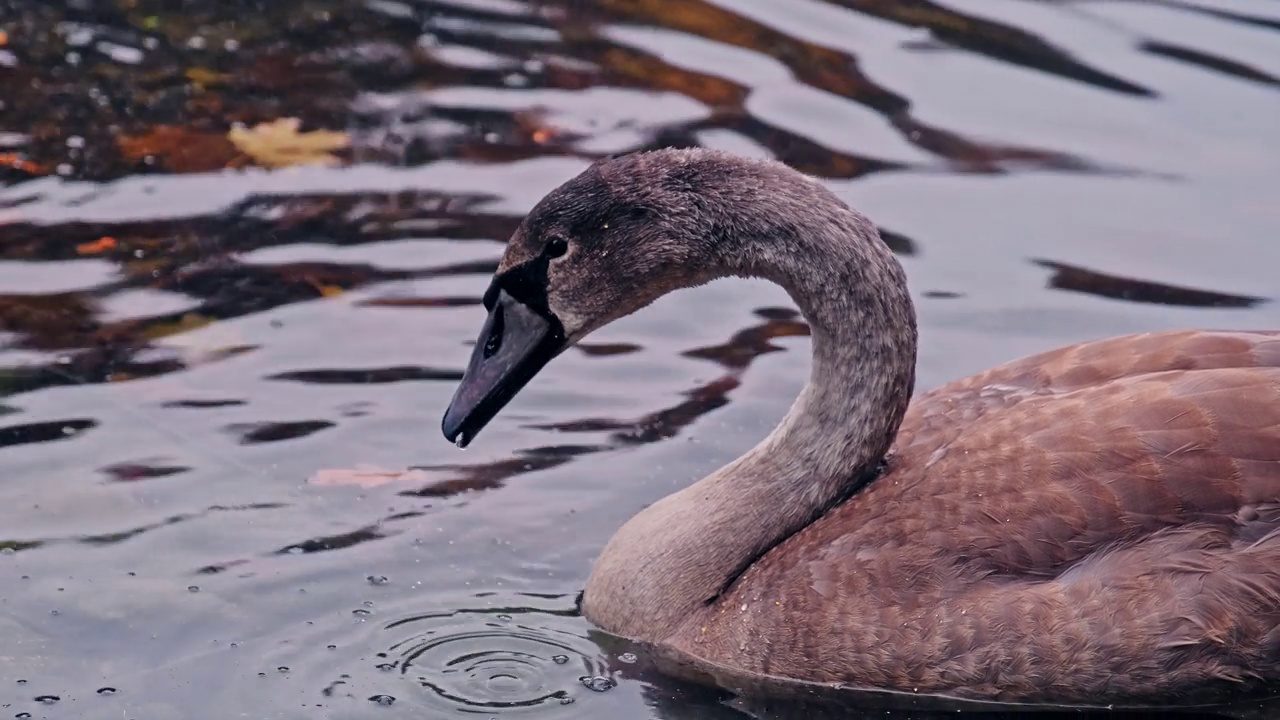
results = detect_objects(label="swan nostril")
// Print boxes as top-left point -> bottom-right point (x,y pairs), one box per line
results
483,305 -> 505,359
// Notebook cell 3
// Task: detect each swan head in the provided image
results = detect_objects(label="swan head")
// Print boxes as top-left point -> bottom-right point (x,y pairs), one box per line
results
442,150 -> 729,447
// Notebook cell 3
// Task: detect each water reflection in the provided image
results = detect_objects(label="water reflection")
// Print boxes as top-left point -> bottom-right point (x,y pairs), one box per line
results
0,417 -> 96,448
1141,41 -> 1280,87
0,189 -> 509,399
267,365 -> 465,383
0,0 -> 1278,718
1034,259 -> 1268,309
227,419 -> 336,444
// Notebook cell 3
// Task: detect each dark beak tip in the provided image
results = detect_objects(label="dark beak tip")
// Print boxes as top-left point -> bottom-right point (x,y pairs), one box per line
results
441,409 -> 469,448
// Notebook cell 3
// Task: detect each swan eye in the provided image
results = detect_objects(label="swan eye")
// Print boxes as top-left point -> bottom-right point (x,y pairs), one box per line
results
545,236 -> 568,259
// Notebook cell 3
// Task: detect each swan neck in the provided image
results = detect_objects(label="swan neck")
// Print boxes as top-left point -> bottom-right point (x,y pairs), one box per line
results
583,162 -> 916,642
740,204 -> 917,490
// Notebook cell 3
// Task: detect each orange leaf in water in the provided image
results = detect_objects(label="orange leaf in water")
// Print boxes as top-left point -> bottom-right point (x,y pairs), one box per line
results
76,236 -> 118,254
118,125 -> 239,173
310,466 -> 432,488
0,153 -> 46,175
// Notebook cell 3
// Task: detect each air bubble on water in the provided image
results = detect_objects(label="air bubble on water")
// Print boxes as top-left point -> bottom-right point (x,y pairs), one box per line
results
369,694 -> 396,706
579,675 -> 616,692
187,585 -> 200,592
367,575 -> 389,586
96,687 -> 117,695
278,666 -> 289,673
376,663 -> 395,672
34,695 -> 59,704
617,652 -> 637,664
66,28 -> 93,46
551,654 -> 569,665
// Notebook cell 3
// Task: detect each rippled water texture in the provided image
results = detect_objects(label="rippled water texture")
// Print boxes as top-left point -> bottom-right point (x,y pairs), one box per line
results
2,0 -> 1280,718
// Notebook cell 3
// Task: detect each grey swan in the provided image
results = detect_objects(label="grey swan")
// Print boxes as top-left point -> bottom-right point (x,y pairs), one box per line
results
441,148 -> 1280,705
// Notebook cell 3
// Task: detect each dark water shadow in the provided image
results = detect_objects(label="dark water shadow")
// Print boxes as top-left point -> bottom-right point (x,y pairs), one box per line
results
1141,41 -> 1280,87
1034,259 -> 1268,308
828,0 -> 1154,96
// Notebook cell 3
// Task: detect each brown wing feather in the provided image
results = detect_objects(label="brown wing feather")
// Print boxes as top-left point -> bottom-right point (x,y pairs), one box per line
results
674,330 -> 1280,702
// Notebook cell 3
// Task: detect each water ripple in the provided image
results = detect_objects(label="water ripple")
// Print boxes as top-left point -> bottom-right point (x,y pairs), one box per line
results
386,603 -> 608,714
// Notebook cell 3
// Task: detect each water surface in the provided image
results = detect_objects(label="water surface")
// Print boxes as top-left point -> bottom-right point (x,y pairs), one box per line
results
2,0 -> 1279,718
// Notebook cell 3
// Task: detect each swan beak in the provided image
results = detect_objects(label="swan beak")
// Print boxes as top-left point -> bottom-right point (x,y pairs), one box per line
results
442,288 -> 564,448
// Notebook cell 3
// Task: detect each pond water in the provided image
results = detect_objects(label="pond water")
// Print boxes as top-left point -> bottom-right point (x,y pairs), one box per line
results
2,0 -> 1279,718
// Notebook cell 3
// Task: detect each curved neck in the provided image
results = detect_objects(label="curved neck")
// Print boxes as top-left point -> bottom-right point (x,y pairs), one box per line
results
583,161 -> 917,642
738,199 -> 917,493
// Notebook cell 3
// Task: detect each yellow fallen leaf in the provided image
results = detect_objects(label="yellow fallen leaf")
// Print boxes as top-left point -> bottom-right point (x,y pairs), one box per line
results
228,118 -> 349,168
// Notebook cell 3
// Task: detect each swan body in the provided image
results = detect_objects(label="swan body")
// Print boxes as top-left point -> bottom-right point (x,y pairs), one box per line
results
652,329 -> 1280,703
442,148 -> 1280,704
